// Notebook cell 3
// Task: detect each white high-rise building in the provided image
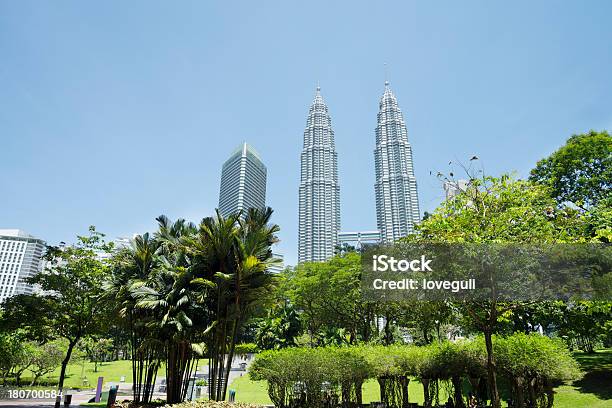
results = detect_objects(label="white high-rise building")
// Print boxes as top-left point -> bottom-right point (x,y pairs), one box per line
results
374,81 -> 420,243
218,142 -> 267,218
0,229 -> 45,304
298,87 -> 340,262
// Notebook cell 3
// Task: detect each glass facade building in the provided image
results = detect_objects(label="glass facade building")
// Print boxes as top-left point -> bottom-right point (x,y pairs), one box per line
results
298,87 -> 340,262
374,81 -> 420,243
218,143 -> 267,218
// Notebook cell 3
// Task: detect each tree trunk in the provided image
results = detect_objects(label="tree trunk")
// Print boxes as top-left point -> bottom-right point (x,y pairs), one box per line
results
166,341 -> 189,404
384,315 -> 393,345
341,382 -> 351,408
58,340 -> 77,393
221,318 -> 240,399
378,377 -> 387,403
355,380 -> 363,406
56,339 -> 77,408
422,378 -> 431,408
544,378 -> 554,408
527,377 -> 537,407
423,328 -> 430,344
484,328 -> 501,408
513,376 -> 525,408
30,374 -> 40,387
451,376 -> 465,408
400,376 -> 410,408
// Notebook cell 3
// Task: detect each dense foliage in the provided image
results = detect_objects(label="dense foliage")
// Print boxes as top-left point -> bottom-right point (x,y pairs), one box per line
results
0,227 -> 111,393
529,130 -> 611,209
250,334 -> 580,408
104,208 -> 280,403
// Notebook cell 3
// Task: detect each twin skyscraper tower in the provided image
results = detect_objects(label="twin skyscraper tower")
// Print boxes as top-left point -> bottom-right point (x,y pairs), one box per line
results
298,81 -> 420,262
218,81 -> 420,264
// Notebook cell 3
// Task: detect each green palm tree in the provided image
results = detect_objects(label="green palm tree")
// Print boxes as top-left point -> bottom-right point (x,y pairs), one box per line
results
107,209 -> 279,403
130,215 -> 214,404
192,207 -> 280,400
104,232 -> 162,403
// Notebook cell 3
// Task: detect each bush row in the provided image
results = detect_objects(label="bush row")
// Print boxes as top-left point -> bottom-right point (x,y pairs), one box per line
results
162,403 -> 263,408
249,333 -> 581,408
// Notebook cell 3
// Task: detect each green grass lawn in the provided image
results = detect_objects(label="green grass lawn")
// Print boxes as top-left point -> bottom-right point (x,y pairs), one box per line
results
21,359 -> 170,390
230,349 -> 612,407
553,349 -> 612,408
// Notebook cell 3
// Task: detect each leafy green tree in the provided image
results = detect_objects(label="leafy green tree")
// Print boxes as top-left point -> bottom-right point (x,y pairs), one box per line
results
530,134 -> 612,355
255,302 -> 301,350
289,252 -> 376,345
557,301 -> 612,353
12,341 -> 36,387
398,301 -> 455,345
529,130 -> 611,209
29,340 -> 66,386
587,195 -> 612,242
415,174 -> 588,407
0,330 -> 27,385
0,227 -> 111,396
80,337 -> 113,372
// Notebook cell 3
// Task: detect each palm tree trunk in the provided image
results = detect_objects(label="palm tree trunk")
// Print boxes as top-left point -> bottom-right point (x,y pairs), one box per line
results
216,318 -> 231,400
222,318 -> 240,399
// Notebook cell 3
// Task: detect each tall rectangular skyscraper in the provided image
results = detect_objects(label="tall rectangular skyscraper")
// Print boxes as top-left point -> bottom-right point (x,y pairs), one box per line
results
218,142 -> 267,218
374,82 -> 420,242
298,87 -> 340,262
0,229 -> 45,304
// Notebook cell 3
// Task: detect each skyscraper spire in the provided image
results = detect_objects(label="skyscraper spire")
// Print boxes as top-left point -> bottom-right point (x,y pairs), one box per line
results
298,86 -> 340,262
374,81 -> 420,242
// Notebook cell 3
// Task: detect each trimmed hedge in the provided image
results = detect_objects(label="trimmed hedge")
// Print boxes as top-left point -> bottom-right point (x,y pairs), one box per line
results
249,334 -> 581,408
163,403 -> 263,408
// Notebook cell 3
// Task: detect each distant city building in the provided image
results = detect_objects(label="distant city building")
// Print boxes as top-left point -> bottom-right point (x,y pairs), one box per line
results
219,143 -> 267,218
298,87 -> 341,262
338,231 -> 381,249
94,236 -> 132,262
0,229 -> 45,303
374,81 -> 420,243
268,252 -> 285,274
443,179 -> 469,200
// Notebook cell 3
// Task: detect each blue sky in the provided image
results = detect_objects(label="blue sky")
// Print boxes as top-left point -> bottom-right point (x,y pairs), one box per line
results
1,1 -> 611,265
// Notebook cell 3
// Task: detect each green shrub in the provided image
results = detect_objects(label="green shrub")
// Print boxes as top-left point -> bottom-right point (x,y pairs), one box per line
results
162,402 -> 263,408
494,333 -> 582,408
250,346 -> 371,408
249,334 -> 581,408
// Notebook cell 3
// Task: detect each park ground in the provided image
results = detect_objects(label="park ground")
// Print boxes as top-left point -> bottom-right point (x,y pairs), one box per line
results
3,349 -> 611,408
